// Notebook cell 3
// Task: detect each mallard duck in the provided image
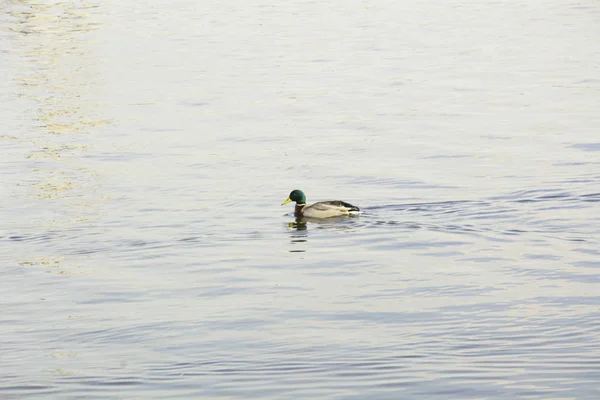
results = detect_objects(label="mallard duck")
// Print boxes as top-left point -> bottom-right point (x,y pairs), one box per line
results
281,189 -> 360,218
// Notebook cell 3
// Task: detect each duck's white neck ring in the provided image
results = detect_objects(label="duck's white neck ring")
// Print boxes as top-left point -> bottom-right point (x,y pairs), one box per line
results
296,203 -> 306,206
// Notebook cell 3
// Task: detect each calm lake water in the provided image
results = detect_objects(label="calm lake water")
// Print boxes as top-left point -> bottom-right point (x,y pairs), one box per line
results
2,1 -> 600,398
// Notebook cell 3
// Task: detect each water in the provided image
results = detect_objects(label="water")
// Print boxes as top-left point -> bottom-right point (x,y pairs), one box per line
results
1,1 -> 600,398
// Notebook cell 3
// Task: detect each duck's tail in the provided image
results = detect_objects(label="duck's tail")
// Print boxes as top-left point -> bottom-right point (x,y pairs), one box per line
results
340,201 -> 360,212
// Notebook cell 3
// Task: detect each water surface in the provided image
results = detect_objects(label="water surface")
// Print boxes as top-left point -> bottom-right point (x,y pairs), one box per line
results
1,1 -> 599,399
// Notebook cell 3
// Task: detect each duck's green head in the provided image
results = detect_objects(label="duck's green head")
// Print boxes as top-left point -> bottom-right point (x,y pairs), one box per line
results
281,189 -> 306,206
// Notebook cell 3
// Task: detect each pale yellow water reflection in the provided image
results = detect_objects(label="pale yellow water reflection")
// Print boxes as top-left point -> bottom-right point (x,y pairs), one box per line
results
9,1 -> 110,233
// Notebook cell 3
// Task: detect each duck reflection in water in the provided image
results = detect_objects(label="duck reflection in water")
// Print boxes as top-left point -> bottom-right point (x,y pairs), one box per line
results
285,216 -> 358,253
287,216 -> 359,230
288,219 -> 308,231
287,221 -> 308,252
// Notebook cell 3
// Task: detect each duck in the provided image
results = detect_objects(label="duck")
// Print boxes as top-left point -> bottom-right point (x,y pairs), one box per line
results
281,189 -> 360,218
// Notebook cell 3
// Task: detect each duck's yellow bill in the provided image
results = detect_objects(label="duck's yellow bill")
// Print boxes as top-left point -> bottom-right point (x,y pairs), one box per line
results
281,198 -> 292,206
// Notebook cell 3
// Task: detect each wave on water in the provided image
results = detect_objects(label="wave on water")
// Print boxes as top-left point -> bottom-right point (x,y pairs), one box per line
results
352,189 -> 600,243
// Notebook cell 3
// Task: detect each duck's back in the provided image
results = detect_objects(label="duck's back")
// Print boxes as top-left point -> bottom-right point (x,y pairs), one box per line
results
301,201 -> 360,218
321,200 -> 360,212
